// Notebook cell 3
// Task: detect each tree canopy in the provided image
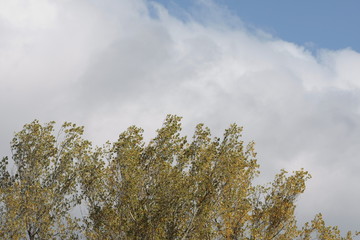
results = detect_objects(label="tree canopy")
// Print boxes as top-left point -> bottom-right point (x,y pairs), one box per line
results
0,115 -> 358,239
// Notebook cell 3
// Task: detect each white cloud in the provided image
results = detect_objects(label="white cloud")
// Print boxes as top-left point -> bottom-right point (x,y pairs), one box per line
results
1,0 -> 359,232
0,0 -> 57,29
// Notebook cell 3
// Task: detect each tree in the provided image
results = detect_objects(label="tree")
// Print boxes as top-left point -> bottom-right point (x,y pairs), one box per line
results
79,115 -> 358,239
1,115 -> 358,239
0,120 -> 91,239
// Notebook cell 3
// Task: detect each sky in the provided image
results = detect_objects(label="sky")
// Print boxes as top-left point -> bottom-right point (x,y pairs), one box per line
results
0,0 -> 360,234
157,0 -> 360,52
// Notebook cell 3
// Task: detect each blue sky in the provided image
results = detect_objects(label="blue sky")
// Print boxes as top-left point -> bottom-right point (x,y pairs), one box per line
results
155,0 -> 360,52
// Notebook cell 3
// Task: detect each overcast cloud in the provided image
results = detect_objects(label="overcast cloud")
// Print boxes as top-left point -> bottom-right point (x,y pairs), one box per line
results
1,0 -> 360,232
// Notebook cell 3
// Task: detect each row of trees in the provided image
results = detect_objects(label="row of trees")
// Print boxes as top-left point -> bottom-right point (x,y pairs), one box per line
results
0,115 -> 357,239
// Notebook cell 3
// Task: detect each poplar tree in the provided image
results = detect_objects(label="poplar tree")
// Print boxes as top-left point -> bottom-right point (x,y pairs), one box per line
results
0,121 -> 90,239
80,115 -> 358,240
1,116 -> 358,239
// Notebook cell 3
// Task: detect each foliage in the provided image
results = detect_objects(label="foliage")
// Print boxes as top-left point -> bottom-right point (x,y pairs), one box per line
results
1,115 -> 358,239
0,121 -> 91,239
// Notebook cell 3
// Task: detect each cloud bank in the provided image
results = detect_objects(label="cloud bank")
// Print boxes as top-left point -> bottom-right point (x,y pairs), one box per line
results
1,0 -> 360,231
